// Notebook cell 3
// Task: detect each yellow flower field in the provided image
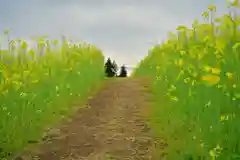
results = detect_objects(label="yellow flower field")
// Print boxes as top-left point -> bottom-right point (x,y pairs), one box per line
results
133,1 -> 240,159
0,33 -> 105,158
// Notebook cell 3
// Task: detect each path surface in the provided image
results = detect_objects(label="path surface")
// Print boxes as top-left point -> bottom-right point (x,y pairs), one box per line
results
17,78 -> 166,160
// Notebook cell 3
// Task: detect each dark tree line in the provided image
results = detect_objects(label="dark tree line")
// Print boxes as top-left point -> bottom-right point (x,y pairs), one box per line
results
104,57 -> 127,77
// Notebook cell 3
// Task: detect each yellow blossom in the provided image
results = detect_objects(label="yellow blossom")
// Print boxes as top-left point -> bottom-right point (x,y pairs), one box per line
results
226,72 -> 233,79
174,59 -> 184,66
211,68 -> 221,75
201,75 -> 220,85
203,65 -> 211,72
178,59 -> 184,66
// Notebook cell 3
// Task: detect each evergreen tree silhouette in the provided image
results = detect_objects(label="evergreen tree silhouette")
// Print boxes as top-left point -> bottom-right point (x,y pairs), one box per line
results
104,57 -> 115,77
119,65 -> 127,77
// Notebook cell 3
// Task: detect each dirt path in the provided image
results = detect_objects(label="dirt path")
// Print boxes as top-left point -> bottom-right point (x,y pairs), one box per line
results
17,78 -> 166,160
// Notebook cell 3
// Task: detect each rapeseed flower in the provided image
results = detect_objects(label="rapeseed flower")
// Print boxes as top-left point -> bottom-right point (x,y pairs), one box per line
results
201,75 -> 220,85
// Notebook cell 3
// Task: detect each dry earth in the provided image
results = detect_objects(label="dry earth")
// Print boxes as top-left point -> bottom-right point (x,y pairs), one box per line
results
14,78 -> 167,160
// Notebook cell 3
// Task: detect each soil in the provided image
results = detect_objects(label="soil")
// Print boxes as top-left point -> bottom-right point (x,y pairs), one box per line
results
14,77 -> 167,160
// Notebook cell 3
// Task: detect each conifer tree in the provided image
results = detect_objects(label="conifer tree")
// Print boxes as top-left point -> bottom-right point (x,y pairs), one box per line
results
119,65 -> 127,77
104,57 -> 115,77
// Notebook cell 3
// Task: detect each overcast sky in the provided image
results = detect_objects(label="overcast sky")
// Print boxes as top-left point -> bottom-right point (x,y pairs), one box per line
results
0,0 -> 231,68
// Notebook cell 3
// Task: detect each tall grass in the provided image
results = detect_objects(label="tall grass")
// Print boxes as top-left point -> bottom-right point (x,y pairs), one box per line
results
0,33 -> 105,158
133,2 -> 240,159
